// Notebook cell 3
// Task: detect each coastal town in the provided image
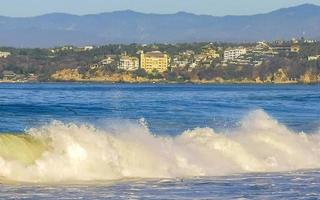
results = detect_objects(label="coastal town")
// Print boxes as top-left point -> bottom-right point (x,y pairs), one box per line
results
0,38 -> 320,84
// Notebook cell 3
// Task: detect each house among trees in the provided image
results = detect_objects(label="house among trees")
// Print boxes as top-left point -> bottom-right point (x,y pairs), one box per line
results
0,51 -> 11,58
2,70 -> 16,80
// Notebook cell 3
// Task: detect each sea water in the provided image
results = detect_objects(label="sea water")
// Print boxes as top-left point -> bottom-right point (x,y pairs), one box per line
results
0,83 -> 319,199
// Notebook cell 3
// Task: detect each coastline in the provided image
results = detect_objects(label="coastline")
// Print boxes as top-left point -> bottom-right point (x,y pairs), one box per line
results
0,79 -> 318,85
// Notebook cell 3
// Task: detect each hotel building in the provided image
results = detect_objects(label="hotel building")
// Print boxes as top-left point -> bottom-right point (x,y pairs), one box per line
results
140,51 -> 169,73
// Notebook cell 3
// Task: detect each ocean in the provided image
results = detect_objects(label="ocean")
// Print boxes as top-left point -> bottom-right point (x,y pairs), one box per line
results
0,83 -> 319,199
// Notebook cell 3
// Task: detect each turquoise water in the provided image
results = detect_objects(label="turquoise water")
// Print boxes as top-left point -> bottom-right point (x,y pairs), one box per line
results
0,83 -> 319,199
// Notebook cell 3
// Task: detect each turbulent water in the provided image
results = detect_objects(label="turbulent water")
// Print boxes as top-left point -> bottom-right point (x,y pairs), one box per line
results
0,83 -> 319,199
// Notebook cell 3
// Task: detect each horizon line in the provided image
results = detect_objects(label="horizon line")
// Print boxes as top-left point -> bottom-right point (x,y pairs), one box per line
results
0,3 -> 319,18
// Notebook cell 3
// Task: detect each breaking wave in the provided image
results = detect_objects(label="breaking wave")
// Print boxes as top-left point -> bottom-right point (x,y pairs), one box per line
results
0,110 -> 320,183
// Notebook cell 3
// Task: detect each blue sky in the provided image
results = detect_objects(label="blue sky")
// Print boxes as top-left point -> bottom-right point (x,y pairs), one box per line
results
0,0 -> 320,17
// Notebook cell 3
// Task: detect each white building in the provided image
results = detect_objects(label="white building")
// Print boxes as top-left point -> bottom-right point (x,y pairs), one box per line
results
83,46 -> 94,51
0,51 -> 11,58
119,55 -> 139,71
100,56 -> 116,65
304,39 -> 317,44
308,55 -> 320,61
224,48 -> 247,61
61,46 -> 74,51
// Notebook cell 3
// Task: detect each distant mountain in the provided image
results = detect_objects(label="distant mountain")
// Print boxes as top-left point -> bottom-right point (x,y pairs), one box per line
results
0,4 -> 320,47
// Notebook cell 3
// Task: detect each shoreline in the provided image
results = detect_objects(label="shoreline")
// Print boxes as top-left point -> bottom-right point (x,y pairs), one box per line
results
0,80 -> 319,85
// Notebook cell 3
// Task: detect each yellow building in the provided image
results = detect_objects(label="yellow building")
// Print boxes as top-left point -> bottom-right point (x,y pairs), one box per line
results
140,51 -> 169,73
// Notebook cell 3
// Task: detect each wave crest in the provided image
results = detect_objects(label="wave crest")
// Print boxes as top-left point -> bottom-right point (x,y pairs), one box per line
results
0,110 -> 319,183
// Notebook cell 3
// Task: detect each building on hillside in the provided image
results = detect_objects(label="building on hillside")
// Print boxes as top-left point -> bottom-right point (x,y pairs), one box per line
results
0,51 -> 11,58
201,47 -> 220,59
50,46 -> 74,53
253,42 -> 274,54
27,73 -> 39,82
2,70 -> 16,80
74,46 -> 95,52
83,46 -> 94,51
290,42 -> 300,53
119,55 -> 139,71
223,48 -> 247,61
221,43 -> 271,67
89,64 -> 100,70
172,50 -> 194,68
100,55 -> 116,65
140,51 -> 169,73
272,45 -> 291,52
303,39 -> 317,43
88,55 -> 117,70
180,50 -> 195,56
194,54 -> 205,65
308,55 -> 320,61
172,57 -> 189,68
61,46 -> 74,51
271,40 -> 300,53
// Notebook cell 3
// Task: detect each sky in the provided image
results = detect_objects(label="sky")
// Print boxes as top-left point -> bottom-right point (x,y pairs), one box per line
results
0,0 -> 320,17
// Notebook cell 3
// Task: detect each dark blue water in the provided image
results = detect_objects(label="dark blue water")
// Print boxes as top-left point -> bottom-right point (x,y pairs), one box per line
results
0,83 -> 319,134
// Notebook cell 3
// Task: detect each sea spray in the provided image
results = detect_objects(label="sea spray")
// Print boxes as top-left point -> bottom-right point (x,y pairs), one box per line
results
0,110 -> 319,183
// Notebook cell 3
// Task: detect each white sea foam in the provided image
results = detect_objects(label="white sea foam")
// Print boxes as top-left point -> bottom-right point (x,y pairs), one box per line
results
0,110 -> 319,183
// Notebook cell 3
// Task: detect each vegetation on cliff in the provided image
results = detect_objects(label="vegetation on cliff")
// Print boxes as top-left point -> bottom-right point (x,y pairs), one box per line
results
0,41 -> 320,83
